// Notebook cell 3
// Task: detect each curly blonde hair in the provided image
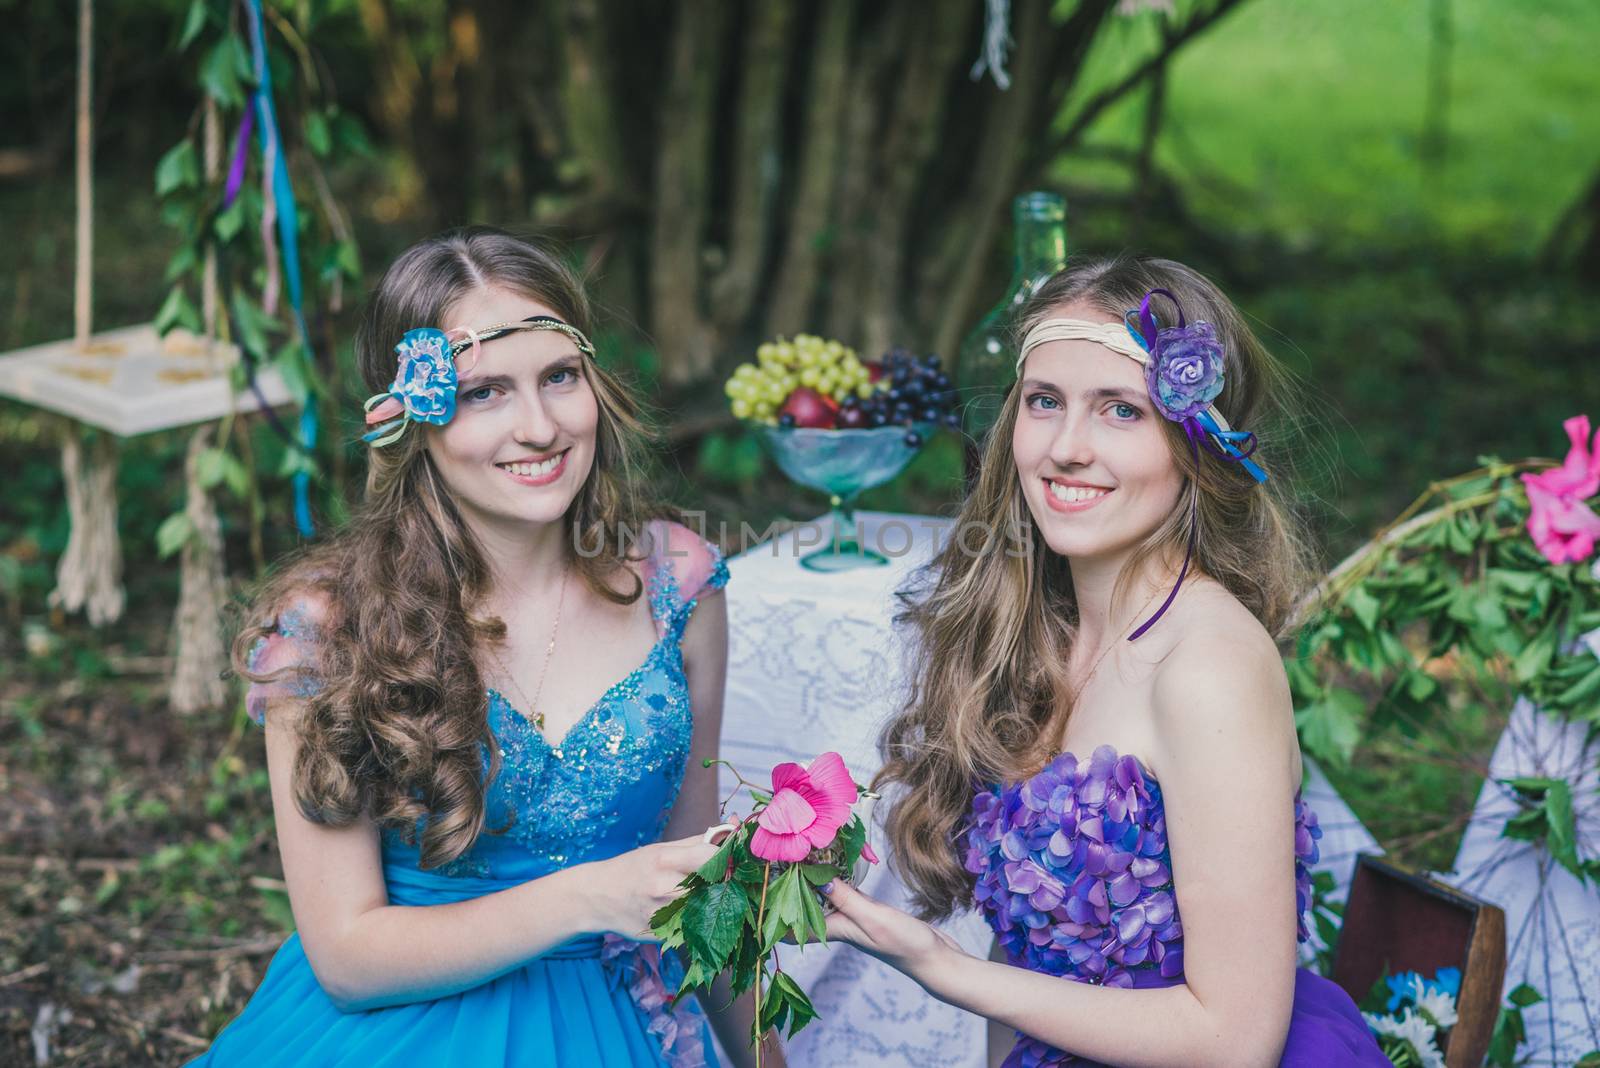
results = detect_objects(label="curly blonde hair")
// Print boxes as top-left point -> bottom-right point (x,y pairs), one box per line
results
233,227 -> 670,868
876,254 -> 1317,919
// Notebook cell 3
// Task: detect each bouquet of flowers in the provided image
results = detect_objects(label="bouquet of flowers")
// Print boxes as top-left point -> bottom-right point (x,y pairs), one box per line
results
651,752 -> 878,1049
1361,968 -> 1461,1068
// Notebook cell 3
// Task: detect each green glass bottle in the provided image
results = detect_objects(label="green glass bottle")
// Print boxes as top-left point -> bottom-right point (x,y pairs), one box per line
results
958,192 -> 1068,477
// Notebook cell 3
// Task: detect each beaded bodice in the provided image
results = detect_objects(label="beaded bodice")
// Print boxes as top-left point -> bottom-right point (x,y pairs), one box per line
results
390,535 -> 729,879
964,745 -> 1321,992
245,521 -> 729,885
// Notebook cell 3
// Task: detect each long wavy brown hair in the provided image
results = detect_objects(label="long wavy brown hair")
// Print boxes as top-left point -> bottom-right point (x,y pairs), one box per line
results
233,227 -> 669,868
877,254 -> 1318,919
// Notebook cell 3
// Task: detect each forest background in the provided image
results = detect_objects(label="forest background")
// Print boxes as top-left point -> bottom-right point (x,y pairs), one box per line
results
1,0 -> 1597,1063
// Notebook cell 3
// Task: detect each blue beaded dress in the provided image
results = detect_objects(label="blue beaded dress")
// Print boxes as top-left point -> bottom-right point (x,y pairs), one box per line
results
191,520 -> 726,1068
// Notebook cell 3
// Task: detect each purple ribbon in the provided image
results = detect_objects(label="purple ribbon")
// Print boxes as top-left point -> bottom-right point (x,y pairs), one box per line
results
223,107 -> 254,208
224,107 -> 254,207
1136,288 -> 1184,352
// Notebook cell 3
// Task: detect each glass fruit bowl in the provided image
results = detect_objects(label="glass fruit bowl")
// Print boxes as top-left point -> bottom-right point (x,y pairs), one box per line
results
754,423 -> 935,571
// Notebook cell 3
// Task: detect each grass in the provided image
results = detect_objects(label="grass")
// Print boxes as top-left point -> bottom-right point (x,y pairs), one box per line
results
1064,0 -> 1600,255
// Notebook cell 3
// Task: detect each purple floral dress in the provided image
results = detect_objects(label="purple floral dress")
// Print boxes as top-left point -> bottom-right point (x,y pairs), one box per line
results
965,746 -> 1388,1067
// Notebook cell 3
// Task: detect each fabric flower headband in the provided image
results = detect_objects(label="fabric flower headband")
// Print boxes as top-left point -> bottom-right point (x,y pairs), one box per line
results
1016,288 -> 1267,639
361,315 -> 595,447
1016,289 -> 1266,484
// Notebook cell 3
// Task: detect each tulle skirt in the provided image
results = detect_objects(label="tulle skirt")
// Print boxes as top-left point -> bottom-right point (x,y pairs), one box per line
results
1002,967 -> 1388,1067
189,864 -> 716,1067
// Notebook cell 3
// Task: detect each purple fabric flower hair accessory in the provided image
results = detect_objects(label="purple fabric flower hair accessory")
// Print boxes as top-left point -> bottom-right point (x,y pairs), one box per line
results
1144,317 -> 1225,422
1133,288 -> 1226,422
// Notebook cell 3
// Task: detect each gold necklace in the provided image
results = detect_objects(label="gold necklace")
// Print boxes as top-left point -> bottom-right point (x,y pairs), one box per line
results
487,567 -> 570,733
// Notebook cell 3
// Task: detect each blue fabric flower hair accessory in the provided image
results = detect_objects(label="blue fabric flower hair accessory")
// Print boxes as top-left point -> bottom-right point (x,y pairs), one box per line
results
361,315 -> 595,447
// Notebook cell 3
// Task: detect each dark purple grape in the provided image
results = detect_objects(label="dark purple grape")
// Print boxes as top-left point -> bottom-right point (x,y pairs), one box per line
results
870,410 -> 888,427
921,407 -> 940,422
778,412 -> 796,428
904,430 -> 923,448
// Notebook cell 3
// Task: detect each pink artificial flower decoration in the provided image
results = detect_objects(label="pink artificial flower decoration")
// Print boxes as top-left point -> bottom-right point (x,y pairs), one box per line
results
750,752 -> 858,863
1522,415 -> 1600,565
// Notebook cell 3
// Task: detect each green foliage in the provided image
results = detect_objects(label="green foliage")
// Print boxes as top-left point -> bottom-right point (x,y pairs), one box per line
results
1293,457 -> 1599,870
1486,983 -> 1542,1067
651,783 -> 869,1046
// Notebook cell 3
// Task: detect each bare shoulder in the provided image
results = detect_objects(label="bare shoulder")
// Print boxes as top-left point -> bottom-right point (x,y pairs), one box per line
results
1147,580 -> 1295,771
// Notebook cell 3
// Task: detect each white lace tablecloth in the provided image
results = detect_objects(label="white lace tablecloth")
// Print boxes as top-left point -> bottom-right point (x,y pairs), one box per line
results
717,512 -> 993,1068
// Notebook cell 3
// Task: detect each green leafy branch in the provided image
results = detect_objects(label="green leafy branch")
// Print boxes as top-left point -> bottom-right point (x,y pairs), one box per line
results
153,0 -> 367,537
1290,458 -> 1599,770
651,762 -> 871,1055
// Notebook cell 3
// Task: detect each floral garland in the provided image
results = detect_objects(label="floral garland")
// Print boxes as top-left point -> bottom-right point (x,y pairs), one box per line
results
1291,414 -> 1600,881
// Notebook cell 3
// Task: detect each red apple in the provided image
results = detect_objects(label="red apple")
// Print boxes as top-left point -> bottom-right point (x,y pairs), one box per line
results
865,360 -> 886,383
779,387 -> 837,429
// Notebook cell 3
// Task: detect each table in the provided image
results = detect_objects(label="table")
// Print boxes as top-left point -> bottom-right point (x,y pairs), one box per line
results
718,512 -> 993,1068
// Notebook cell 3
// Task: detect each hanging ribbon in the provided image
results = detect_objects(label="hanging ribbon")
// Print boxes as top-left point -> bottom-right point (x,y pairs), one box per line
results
242,0 -> 317,537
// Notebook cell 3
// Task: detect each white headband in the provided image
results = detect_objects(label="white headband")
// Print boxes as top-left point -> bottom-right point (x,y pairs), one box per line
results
1014,317 -> 1241,436
1015,318 -> 1148,373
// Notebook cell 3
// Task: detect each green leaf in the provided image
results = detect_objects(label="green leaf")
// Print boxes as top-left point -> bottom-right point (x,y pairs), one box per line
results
1507,982 -> 1544,1008
1545,780 -> 1580,877
154,285 -> 201,336
1552,663 -> 1600,708
682,880 -> 749,971
1346,584 -> 1381,632
156,513 -> 195,559
695,832 -> 737,884
200,36 -> 249,108
675,956 -> 713,999
164,243 -> 198,284
304,110 -> 331,157
798,863 -> 837,886
773,971 -> 818,1037
1574,1053 -> 1600,1068
1513,623 -> 1558,684
757,978 -> 791,1035
155,139 -> 200,196
799,874 -> 829,944
836,816 -> 866,873
759,865 -> 804,952
197,447 -> 229,491
178,0 -> 207,50
336,239 -> 361,280
1295,688 -> 1365,767
221,452 -> 250,499
215,197 -> 247,242
648,890 -> 690,940
229,292 -> 276,360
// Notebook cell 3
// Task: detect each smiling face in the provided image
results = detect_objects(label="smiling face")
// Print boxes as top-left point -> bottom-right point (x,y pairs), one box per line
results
423,285 -> 599,537
1012,300 -> 1185,566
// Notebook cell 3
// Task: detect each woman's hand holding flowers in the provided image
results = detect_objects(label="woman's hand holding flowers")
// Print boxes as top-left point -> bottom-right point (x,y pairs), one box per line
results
589,834 -> 722,939
816,879 -> 968,995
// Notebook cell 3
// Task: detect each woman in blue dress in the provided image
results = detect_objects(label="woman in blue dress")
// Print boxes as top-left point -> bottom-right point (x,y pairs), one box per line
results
819,257 -> 1388,1066
193,228 -> 774,1067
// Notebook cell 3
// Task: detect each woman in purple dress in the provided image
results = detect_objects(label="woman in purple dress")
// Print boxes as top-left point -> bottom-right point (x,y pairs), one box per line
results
822,256 -> 1388,1066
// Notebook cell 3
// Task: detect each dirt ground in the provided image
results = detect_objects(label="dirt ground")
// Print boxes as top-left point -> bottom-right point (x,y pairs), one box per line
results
2,650 -> 285,1067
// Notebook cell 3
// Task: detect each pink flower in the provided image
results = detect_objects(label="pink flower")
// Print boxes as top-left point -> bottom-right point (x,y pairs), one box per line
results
750,752 -> 858,863
1522,415 -> 1600,565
